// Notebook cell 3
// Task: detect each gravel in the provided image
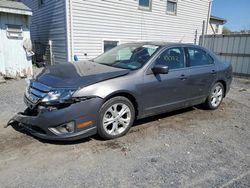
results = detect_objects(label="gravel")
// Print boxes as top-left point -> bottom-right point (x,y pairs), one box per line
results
0,73 -> 249,188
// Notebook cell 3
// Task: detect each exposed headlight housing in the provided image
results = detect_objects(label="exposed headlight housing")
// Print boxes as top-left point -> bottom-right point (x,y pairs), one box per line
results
42,89 -> 76,104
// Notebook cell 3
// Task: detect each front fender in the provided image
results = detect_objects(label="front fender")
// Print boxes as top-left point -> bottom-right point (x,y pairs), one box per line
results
73,73 -> 142,100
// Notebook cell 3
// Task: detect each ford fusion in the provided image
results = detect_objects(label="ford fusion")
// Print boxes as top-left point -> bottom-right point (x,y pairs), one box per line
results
7,42 -> 232,140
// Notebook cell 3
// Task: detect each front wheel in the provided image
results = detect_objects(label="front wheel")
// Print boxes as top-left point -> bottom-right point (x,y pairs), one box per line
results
205,82 -> 224,110
98,96 -> 135,139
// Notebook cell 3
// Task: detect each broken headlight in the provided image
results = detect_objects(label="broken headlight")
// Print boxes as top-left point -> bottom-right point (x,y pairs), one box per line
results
42,89 -> 76,104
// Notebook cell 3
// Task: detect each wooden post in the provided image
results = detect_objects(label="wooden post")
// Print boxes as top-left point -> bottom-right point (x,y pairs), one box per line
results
201,20 -> 206,46
194,29 -> 198,45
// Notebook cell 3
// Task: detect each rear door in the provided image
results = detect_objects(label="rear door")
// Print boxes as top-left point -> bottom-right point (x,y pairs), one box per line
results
185,47 -> 217,99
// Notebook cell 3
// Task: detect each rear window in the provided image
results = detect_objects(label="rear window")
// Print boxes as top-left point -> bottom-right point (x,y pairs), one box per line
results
186,48 -> 214,67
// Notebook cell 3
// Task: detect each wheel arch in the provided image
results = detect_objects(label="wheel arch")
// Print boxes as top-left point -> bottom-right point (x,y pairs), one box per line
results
216,80 -> 227,97
103,91 -> 139,118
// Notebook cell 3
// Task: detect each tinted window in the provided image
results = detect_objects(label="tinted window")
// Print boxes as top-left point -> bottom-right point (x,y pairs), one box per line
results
155,47 -> 185,70
187,48 -> 214,67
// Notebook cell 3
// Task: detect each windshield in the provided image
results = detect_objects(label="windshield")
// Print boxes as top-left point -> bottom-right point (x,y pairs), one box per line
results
93,44 -> 160,70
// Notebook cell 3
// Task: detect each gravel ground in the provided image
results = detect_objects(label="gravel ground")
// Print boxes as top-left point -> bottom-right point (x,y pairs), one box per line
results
0,72 -> 249,188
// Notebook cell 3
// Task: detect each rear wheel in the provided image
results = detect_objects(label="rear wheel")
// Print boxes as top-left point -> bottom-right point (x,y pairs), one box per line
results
205,82 -> 224,110
98,96 -> 135,139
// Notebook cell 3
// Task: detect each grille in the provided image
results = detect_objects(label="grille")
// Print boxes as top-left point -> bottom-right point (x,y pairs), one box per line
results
25,81 -> 51,107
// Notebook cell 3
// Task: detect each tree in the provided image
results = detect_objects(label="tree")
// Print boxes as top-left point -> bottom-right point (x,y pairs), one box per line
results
222,27 -> 231,34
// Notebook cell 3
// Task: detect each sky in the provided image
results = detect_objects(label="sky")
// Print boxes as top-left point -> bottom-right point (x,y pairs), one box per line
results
211,0 -> 250,31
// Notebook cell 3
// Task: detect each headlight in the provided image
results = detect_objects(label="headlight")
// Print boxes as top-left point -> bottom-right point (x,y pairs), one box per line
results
25,79 -> 31,95
42,89 -> 76,103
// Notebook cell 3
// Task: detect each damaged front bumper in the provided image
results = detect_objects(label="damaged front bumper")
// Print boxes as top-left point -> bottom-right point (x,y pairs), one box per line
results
7,97 -> 103,141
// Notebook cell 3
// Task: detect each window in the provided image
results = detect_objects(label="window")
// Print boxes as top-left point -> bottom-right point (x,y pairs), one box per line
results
103,40 -> 119,53
38,0 -> 45,8
6,25 -> 23,39
94,43 -> 159,70
139,0 -> 152,10
155,47 -> 185,70
167,0 -> 177,15
187,48 -> 214,67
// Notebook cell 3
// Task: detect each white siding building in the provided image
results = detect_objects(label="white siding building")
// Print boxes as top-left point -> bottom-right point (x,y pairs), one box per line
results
207,15 -> 226,35
22,0 -> 212,64
0,0 -> 33,78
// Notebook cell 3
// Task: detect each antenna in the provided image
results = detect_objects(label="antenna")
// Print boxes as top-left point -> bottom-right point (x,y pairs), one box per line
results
179,35 -> 185,43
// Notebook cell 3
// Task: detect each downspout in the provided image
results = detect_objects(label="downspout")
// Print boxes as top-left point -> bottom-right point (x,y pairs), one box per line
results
65,0 -> 70,62
69,0 -> 74,62
206,0 -> 212,34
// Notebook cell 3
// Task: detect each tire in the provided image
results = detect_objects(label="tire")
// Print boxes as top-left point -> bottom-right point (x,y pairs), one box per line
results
205,82 -> 224,110
97,96 -> 135,139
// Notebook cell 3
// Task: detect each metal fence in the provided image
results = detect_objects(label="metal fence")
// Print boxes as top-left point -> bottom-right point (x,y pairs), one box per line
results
200,34 -> 250,77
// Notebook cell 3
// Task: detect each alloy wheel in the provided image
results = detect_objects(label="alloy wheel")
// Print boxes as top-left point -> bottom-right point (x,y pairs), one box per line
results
211,85 -> 223,108
102,103 -> 131,136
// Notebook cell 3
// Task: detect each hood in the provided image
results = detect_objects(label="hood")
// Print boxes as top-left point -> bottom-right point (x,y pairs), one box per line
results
35,61 -> 129,88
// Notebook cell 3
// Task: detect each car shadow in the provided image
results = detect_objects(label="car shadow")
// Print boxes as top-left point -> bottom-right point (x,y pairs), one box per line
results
10,106 -> 201,145
134,106 -> 195,126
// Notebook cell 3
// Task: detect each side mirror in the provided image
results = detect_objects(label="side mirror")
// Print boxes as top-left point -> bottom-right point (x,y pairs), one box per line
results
151,64 -> 169,74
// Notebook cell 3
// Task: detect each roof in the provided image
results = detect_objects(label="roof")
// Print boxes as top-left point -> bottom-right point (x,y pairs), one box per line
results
0,0 -> 32,16
210,15 -> 227,24
119,41 -> 176,47
120,41 -> 201,48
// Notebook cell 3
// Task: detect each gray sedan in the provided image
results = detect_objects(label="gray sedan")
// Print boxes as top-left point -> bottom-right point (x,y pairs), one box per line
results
8,42 -> 232,140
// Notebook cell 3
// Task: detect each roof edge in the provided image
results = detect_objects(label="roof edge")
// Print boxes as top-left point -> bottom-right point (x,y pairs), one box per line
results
0,7 -> 32,16
210,15 -> 227,24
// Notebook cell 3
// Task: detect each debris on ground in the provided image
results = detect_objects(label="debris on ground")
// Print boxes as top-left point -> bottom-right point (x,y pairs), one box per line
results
239,88 -> 247,92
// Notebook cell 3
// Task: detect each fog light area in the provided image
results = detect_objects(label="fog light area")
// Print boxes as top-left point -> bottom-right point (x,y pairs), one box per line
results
49,122 -> 75,135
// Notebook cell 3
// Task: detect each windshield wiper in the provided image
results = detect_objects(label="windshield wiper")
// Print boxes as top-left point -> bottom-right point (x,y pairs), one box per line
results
98,62 -> 112,67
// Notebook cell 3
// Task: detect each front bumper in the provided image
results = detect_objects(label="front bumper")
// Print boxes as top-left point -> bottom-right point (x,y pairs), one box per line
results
8,98 -> 103,141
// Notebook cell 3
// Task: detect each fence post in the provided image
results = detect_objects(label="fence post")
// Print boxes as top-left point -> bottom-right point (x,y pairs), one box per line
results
201,20 -> 206,46
194,29 -> 198,45
49,40 -> 53,65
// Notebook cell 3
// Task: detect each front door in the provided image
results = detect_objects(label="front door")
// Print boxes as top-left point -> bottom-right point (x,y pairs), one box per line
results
141,47 -> 191,116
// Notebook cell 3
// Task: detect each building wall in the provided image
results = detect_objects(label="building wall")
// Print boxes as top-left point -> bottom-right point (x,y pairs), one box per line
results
0,13 -> 5,74
67,0 -> 210,60
207,20 -> 223,35
22,0 -> 68,64
0,12 -> 32,77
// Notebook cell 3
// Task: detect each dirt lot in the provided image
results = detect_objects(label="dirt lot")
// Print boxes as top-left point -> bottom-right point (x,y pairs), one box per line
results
0,74 -> 249,188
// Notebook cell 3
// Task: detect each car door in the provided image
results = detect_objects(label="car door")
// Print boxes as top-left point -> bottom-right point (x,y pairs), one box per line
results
184,47 -> 217,100
140,46 -> 191,116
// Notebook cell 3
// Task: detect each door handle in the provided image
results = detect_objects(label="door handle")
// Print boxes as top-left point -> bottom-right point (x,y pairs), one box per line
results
211,70 -> 216,74
179,74 -> 187,80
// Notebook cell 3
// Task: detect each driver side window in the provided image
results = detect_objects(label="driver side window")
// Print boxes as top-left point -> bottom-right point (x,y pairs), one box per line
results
155,47 -> 185,70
